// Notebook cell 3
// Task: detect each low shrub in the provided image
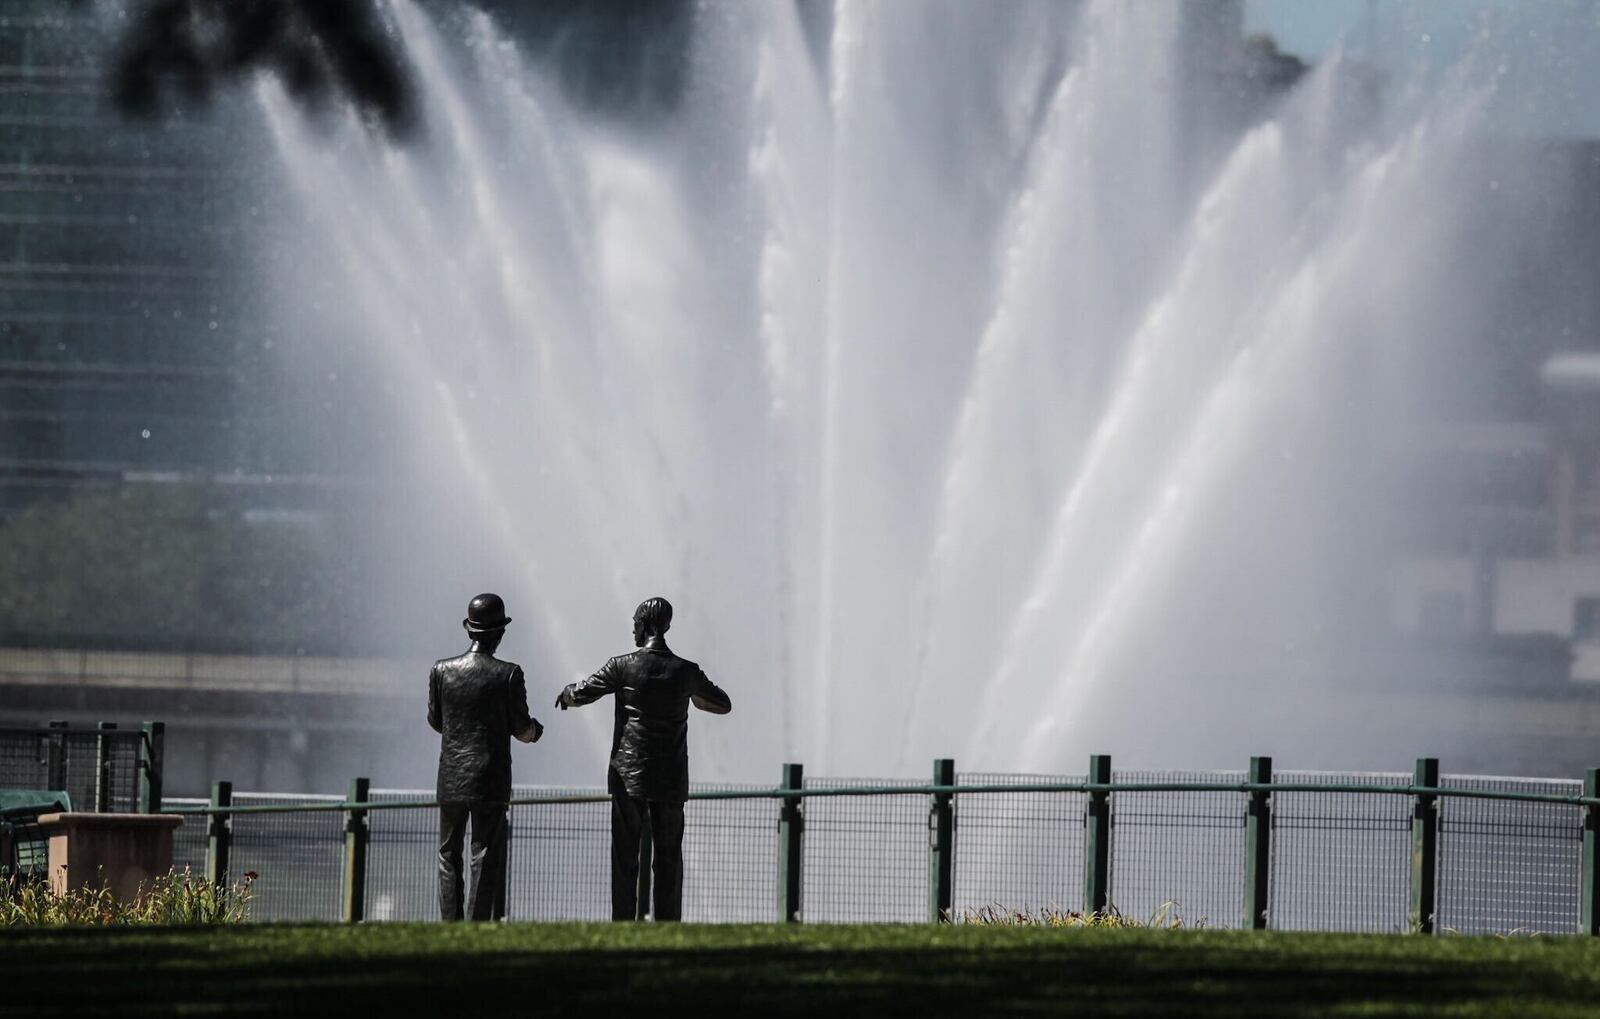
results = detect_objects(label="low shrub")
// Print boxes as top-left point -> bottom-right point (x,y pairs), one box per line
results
1,868 -> 256,927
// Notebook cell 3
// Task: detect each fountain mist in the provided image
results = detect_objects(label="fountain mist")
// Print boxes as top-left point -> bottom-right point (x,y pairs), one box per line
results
257,1 -> 1580,785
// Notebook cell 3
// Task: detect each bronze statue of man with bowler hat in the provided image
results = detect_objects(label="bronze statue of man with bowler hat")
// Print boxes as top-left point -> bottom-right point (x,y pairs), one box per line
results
428,592 -> 542,921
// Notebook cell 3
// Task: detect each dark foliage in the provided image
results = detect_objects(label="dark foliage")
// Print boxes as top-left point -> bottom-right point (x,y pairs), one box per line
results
107,0 -> 416,137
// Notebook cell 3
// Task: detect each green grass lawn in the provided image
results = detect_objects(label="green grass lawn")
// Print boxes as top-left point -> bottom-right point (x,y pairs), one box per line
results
4,923 -> 1600,1017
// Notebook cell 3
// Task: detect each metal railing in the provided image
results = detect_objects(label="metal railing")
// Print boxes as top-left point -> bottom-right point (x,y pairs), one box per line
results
0,720 -> 163,813
159,754 -> 1600,934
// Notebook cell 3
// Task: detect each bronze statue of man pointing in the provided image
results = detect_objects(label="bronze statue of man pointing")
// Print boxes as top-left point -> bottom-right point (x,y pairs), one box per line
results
557,597 -> 731,921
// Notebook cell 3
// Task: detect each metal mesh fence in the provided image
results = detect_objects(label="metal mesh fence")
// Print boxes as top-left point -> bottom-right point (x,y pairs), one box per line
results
803,778 -> 926,923
163,794 -> 342,919
61,736 -> 103,811
1438,775 -> 1582,936
1110,770 -> 1245,929
507,789 -> 609,922
64,731 -> 140,814
369,785 -> 776,922
367,789 -> 435,921
682,785 -> 776,923
170,796 -> 208,877
953,772 -> 1083,918
229,793 -> 344,922
0,732 -> 44,793
142,769 -> 1600,931
107,737 -> 141,812
0,726 -> 145,812
1270,771 -> 1411,932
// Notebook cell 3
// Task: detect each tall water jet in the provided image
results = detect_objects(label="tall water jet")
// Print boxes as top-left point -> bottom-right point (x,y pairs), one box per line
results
252,1 -> 1589,785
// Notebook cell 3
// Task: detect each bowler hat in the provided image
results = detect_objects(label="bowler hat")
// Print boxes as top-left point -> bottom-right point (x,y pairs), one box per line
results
463,592 -> 512,634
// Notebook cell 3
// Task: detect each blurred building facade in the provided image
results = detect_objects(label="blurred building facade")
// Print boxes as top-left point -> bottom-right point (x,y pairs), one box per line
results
0,1 -> 374,518
1387,142 -> 1600,691
4,3 -> 230,514
0,3 -> 396,794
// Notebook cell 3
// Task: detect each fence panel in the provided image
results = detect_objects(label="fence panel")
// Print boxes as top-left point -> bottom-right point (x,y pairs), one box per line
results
143,770 -> 1600,929
682,785 -> 775,922
1438,775 -> 1582,935
169,796 -> 208,877
0,726 -> 144,812
228,793 -> 344,921
366,790 -> 436,921
1110,770 -> 1245,928
1270,771 -> 1410,932
953,772 -> 1083,918
803,778 -> 925,922
507,788 -> 609,921
0,730 -> 46,792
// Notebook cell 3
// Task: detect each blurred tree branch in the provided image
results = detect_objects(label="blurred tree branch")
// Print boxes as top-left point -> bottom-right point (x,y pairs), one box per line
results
100,0 -> 416,137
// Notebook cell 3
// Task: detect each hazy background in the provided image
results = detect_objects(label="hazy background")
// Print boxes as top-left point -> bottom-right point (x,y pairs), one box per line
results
2,0 -> 1599,794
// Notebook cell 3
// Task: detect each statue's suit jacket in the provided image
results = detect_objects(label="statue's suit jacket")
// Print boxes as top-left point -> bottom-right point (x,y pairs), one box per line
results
428,650 -> 537,802
562,636 -> 731,802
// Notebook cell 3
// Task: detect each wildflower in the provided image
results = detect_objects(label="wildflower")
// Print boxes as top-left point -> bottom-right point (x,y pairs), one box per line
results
243,871 -> 259,881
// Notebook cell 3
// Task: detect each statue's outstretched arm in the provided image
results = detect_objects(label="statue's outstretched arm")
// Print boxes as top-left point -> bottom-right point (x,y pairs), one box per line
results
557,659 -> 620,710
691,669 -> 732,714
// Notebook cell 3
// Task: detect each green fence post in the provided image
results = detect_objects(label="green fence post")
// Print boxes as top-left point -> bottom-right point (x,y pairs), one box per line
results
1410,757 -> 1440,935
1085,754 -> 1112,916
138,722 -> 165,814
206,780 -> 232,889
343,777 -> 370,924
929,758 -> 955,923
778,762 -> 805,923
95,721 -> 116,812
1583,768 -> 1599,937
635,821 -> 654,921
45,720 -> 66,792
1244,756 -> 1272,930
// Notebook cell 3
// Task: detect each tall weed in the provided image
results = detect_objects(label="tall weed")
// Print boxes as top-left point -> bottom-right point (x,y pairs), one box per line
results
1,867 -> 255,927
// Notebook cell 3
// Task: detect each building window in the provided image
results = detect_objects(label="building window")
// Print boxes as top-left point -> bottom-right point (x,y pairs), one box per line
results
1574,597 -> 1600,642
